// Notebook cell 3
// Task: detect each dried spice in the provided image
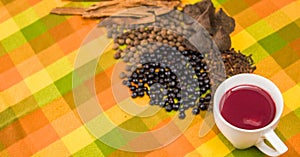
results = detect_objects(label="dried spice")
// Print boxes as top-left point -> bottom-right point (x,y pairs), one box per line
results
102,9 -> 203,67
51,0 -> 236,52
182,1 -> 255,77
51,0 -> 257,117
100,1 -> 256,117
104,17 -> 215,119
51,0 -> 180,19
222,49 -> 256,78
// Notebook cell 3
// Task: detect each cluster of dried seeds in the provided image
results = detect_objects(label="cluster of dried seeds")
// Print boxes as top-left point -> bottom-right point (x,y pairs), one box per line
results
102,9 -> 215,118
50,0 -> 257,119
101,0 -> 256,118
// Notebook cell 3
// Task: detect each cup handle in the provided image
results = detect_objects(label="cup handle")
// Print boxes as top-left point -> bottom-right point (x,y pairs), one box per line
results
255,129 -> 288,156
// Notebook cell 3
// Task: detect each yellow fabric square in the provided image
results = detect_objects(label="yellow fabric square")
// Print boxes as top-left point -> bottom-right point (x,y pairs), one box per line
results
282,105 -> 292,117
62,126 -> 96,154
0,18 -> 19,41
231,30 -> 256,51
283,85 -> 300,110
246,20 -> 274,41
0,95 -> 9,113
13,8 -> 39,29
105,105 -> 133,126
0,150 -> 10,157
186,150 -> 203,157
24,69 -> 53,93
264,10 -> 292,31
66,50 -> 77,66
46,57 -> 73,81
281,1 -> 300,21
196,135 -> 231,157
33,140 -> 70,157
1,81 -> 31,107
33,1 -> 57,18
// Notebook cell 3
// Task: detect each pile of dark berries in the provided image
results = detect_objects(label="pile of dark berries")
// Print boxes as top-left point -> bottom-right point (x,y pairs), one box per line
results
122,45 -> 212,119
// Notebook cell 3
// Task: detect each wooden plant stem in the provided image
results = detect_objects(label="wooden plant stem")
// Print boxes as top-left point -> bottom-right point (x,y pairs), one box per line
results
50,7 -> 85,15
50,0 -> 181,18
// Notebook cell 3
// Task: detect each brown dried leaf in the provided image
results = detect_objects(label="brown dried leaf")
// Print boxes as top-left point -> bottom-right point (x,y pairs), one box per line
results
196,5 -> 212,34
183,0 -> 215,34
183,4 -> 201,17
215,8 -> 235,34
213,26 -> 231,51
195,0 -> 214,14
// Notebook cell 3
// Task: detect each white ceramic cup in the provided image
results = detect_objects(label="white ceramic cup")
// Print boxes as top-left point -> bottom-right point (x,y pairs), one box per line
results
213,74 -> 288,156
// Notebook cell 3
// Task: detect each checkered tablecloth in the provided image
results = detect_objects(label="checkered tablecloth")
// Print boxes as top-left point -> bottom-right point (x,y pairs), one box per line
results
1,0 -> 300,156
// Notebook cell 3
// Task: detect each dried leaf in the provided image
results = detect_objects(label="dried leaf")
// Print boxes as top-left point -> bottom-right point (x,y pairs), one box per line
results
212,26 -> 231,51
196,5 -> 212,34
195,0 -> 214,14
215,8 -> 235,34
